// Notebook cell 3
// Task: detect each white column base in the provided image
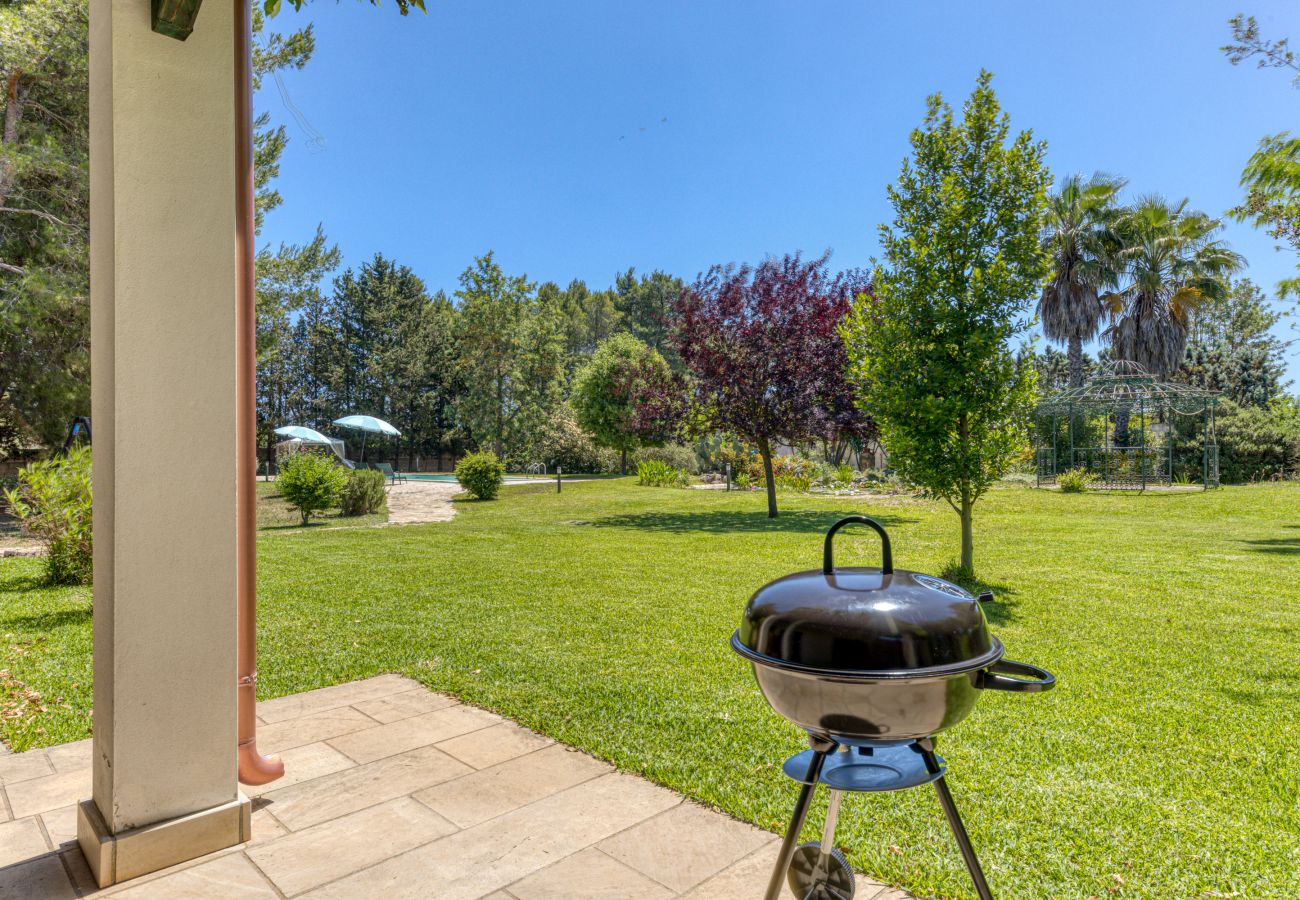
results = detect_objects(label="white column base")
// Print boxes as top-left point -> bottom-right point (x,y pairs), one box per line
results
77,793 -> 252,889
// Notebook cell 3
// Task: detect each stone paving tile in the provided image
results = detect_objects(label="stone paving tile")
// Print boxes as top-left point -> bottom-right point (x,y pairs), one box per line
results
258,674 -> 418,724
327,704 -> 501,765
261,744 -> 471,832
0,676 -> 915,900
5,767 -> 90,819
434,721 -> 553,770
111,852 -> 278,899
46,740 -> 92,774
0,852 -> 76,899
597,801 -> 774,893
506,847 -> 674,900
302,772 -> 682,900
247,807 -> 287,847
0,751 -> 52,786
0,817 -> 50,868
414,743 -> 611,829
241,741 -> 356,799
352,687 -> 457,724
248,796 -> 456,896
40,804 -> 78,848
258,705 -> 378,755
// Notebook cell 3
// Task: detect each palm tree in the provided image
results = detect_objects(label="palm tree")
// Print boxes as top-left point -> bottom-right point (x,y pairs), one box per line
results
1103,196 -> 1245,377
1038,174 -> 1126,387
1102,196 -> 1245,444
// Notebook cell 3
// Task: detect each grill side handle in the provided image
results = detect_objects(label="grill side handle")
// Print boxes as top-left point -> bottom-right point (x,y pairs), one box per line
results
823,515 -> 893,576
975,659 -> 1056,693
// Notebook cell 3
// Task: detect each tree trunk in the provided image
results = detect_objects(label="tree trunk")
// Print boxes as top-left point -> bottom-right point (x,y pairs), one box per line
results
758,436 -> 778,518
1067,335 -> 1084,388
620,447 -> 628,476
1114,407 -> 1131,448
959,494 -> 974,576
1,69 -> 30,208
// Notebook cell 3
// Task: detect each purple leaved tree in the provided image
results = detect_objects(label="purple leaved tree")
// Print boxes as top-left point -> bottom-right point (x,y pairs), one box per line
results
673,252 -> 872,517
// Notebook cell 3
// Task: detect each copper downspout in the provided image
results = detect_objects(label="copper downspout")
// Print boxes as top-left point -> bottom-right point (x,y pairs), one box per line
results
235,0 -> 284,787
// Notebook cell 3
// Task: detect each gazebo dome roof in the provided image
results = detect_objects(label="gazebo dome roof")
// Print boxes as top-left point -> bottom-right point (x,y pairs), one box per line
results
1037,360 -> 1220,416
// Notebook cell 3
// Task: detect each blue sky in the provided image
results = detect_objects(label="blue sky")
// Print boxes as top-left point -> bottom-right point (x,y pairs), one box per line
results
259,0 -> 1300,385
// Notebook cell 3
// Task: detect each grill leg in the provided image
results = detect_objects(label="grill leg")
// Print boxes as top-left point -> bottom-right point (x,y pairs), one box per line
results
764,737 -> 836,900
919,740 -> 993,900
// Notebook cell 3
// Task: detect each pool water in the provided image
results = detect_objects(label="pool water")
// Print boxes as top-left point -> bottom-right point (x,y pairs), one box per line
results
402,473 -> 540,483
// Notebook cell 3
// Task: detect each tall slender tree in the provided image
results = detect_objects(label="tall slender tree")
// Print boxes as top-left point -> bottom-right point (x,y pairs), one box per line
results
843,71 -> 1049,575
1038,173 -> 1125,387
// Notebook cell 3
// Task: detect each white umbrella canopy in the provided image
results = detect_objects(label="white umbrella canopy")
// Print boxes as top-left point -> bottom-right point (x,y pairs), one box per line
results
331,415 -> 401,462
273,425 -> 334,444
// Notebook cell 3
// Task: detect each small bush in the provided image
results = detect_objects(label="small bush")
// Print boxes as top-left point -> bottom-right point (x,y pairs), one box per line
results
339,468 -> 386,517
636,459 -> 690,487
278,452 -> 347,524
4,446 -> 93,585
633,444 -> 699,474
1057,467 -> 1095,493
456,451 -> 506,499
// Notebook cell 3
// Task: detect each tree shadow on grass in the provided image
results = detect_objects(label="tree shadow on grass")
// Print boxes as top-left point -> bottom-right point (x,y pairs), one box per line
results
0,605 -> 92,631
259,521 -> 331,531
585,509 -> 918,536
1236,536 -> 1300,556
937,567 -> 1020,626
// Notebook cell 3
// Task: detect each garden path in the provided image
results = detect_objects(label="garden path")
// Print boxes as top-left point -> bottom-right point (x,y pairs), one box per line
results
384,480 -> 460,526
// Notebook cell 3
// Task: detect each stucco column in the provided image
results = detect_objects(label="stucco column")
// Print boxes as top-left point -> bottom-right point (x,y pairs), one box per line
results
78,0 -> 249,887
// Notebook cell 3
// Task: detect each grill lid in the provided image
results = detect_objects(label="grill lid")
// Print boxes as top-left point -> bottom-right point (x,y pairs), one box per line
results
734,516 -> 1000,675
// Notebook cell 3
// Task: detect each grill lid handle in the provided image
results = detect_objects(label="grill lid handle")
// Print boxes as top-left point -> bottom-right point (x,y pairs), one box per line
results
823,515 -> 893,576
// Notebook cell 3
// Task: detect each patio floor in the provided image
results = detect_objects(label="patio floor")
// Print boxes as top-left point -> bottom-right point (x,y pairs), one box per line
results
0,675 -> 911,898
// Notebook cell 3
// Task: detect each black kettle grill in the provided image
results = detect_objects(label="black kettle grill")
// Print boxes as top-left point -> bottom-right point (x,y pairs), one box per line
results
732,516 -> 1055,900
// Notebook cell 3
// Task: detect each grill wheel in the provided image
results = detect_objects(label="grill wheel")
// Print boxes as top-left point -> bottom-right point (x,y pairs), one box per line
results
787,841 -> 855,900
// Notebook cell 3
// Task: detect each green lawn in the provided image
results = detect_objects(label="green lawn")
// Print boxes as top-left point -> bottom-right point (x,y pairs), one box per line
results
255,478 -> 388,530
1,479 -> 1297,898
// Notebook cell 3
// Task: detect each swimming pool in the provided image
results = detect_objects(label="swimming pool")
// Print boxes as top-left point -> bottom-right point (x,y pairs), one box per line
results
402,473 -> 541,483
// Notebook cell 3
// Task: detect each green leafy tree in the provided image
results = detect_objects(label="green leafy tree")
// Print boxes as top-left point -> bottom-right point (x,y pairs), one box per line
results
571,333 -> 674,474
454,253 -> 565,463
1223,15 -> 1300,297
1176,277 -> 1286,409
844,71 -> 1050,575
538,279 -> 622,367
1190,276 -> 1282,350
257,226 -> 341,463
614,269 -> 685,368
1038,173 -> 1125,387
0,0 -> 89,448
0,3 -> 323,450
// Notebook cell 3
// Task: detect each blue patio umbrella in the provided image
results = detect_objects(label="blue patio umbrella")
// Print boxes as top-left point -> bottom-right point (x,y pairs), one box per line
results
331,415 -> 401,462
273,425 -> 334,444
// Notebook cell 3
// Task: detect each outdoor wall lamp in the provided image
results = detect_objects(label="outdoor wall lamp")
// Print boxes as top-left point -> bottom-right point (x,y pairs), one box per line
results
152,0 -> 204,41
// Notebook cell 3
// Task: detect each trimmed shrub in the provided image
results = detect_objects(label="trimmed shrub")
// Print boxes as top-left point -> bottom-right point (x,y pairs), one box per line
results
4,446 -> 93,585
633,444 -> 699,474
278,452 -> 347,524
636,459 -> 691,487
339,468 -> 386,517
456,451 -> 506,499
1057,467 -> 1095,493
